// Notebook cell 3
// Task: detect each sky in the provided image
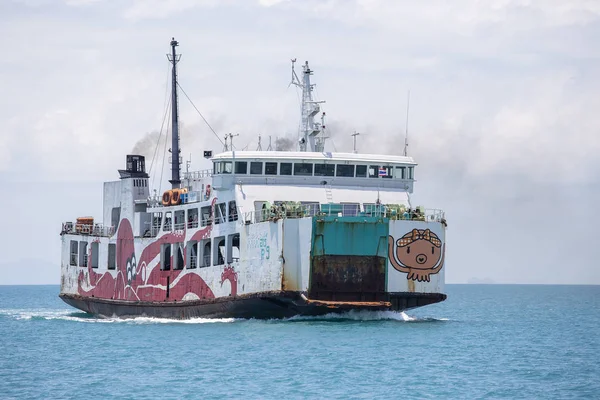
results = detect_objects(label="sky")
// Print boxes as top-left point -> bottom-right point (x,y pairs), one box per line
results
0,0 -> 598,284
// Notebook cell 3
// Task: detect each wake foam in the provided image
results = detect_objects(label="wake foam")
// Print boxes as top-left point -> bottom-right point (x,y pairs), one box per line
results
0,309 -> 237,324
284,310 -> 447,322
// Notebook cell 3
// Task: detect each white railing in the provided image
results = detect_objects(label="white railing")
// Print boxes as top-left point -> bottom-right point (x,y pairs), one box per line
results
182,169 -> 213,180
61,222 -> 115,237
240,205 -> 446,225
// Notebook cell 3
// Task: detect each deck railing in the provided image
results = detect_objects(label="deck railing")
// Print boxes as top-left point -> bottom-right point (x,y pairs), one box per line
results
61,222 -> 115,237
241,205 -> 446,225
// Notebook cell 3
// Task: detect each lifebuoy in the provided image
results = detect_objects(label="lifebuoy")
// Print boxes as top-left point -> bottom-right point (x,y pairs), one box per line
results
205,185 -> 211,200
170,189 -> 181,205
162,190 -> 172,206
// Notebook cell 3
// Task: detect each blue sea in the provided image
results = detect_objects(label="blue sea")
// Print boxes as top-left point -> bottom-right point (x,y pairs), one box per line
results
0,285 -> 598,399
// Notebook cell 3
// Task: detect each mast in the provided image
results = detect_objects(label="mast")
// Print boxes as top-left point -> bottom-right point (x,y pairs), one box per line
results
167,37 -> 181,188
290,60 -> 325,152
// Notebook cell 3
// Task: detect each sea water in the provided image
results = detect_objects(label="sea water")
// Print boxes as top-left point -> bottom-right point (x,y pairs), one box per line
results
0,285 -> 598,399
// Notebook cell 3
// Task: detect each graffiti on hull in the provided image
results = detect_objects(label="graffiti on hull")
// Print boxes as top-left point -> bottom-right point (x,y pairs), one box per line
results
77,200 -> 218,302
388,229 -> 445,282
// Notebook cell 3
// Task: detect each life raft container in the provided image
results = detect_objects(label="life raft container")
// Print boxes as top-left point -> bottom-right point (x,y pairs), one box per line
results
162,190 -> 172,206
170,188 -> 182,205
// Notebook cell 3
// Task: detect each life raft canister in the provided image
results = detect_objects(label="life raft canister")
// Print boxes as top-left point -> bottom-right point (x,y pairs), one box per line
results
162,190 -> 172,206
170,188 -> 182,205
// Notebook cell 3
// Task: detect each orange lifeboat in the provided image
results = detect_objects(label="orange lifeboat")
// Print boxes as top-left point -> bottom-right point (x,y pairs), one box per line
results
170,188 -> 182,205
162,190 -> 172,206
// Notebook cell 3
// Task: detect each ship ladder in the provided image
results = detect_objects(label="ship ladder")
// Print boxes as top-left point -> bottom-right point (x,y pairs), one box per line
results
325,185 -> 333,204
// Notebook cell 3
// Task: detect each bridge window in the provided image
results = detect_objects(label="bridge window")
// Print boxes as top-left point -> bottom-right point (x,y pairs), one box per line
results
336,164 -> 355,177
294,163 -> 313,176
314,163 -> 334,176
280,162 -> 292,175
265,162 -> 278,175
380,166 -> 393,178
356,165 -> 367,177
368,165 -> 379,178
396,166 -> 406,179
408,167 -> 414,179
235,161 -> 247,174
250,162 -> 263,175
214,161 -> 232,174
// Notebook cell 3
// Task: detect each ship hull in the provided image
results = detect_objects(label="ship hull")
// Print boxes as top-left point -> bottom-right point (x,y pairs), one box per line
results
59,292 -> 446,320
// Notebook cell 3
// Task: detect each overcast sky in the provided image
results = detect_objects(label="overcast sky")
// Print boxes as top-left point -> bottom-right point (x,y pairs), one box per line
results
0,0 -> 598,284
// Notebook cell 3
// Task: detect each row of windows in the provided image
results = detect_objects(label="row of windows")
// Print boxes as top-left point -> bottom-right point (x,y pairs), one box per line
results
133,179 -> 147,187
214,161 -> 414,179
148,201 -> 238,235
161,234 -> 240,271
71,234 -> 241,272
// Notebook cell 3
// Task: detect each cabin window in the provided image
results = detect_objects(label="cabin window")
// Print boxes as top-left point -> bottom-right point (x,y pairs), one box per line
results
161,243 -> 171,270
342,203 -> 360,216
79,242 -> 88,267
174,210 -> 185,230
336,164 -> 355,177
227,234 -> 240,263
396,166 -> 406,179
235,161 -> 247,174
280,163 -> 292,175
111,207 -> 121,228
294,163 -> 313,176
215,203 -> 226,224
214,237 -> 225,266
314,164 -> 335,176
250,162 -> 263,175
368,165 -> 379,178
187,240 -> 198,269
70,240 -> 78,266
408,167 -> 414,179
265,162 -> 278,175
301,202 -> 320,216
201,239 -> 211,267
201,205 -> 212,227
173,242 -> 184,270
356,165 -> 367,177
228,201 -> 238,222
380,166 -> 393,179
91,242 -> 99,269
188,208 -> 199,228
163,211 -> 172,231
151,212 -> 162,236
107,243 -> 116,270
214,161 -> 232,174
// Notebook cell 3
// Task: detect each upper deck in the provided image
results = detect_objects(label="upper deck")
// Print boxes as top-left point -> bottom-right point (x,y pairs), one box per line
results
204,151 -> 416,191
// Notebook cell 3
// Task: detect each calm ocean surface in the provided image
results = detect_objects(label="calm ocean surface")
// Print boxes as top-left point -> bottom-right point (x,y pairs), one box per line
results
0,285 -> 598,399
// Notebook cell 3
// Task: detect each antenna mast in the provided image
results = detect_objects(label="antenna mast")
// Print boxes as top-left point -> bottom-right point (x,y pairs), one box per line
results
290,59 -> 326,152
403,90 -> 410,157
351,131 -> 360,154
167,38 -> 182,189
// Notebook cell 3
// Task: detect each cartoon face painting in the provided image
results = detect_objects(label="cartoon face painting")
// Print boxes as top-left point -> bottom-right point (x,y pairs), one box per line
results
388,229 -> 445,282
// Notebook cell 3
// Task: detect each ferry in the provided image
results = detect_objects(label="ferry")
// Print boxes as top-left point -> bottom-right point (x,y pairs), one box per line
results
59,38 -> 447,319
